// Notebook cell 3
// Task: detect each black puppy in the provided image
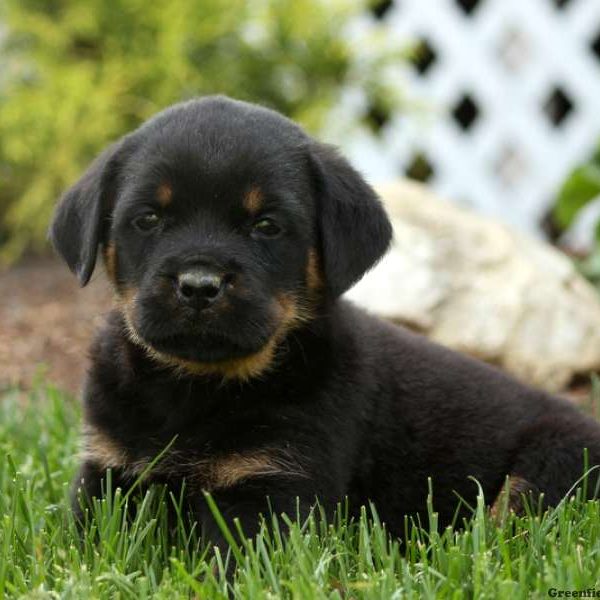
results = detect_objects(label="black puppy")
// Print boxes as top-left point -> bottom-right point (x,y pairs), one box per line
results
50,95 -> 600,544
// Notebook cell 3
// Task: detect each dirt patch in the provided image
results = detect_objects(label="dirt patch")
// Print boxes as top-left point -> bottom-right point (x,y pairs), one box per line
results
0,256 -> 592,404
0,257 -> 112,393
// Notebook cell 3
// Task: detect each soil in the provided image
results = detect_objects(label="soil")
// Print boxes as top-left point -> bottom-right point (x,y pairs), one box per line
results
0,257 -> 112,394
0,256 -> 591,404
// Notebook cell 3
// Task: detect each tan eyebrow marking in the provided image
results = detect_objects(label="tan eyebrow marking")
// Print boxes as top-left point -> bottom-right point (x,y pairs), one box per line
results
157,182 -> 173,207
243,186 -> 264,215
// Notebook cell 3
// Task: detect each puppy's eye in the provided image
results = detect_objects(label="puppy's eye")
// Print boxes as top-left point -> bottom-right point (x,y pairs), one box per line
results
132,212 -> 161,232
251,218 -> 282,238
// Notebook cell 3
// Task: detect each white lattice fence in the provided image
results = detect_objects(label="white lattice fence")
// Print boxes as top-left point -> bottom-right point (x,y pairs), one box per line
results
330,0 -> 600,233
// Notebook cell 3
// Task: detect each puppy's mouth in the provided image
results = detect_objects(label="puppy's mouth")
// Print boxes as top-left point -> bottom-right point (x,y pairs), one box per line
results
119,291 -> 305,380
141,330 -> 271,363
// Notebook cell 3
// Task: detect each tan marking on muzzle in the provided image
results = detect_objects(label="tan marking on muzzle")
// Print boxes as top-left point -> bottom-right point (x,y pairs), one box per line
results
103,243 -> 118,282
306,248 -> 323,291
119,290 -> 311,381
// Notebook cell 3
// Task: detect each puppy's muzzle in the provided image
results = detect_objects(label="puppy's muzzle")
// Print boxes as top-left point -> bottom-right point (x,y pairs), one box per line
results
176,268 -> 228,309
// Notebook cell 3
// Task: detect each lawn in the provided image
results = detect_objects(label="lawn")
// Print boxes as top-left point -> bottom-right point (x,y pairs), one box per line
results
2,383 -> 600,598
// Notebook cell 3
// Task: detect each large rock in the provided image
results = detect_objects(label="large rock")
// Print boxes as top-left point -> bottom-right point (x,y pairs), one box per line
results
345,180 -> 600,391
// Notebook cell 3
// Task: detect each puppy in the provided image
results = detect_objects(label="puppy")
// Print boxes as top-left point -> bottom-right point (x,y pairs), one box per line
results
50,95 -> 600,545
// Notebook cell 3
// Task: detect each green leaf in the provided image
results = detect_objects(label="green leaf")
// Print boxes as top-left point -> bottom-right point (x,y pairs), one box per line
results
554,163 -> 600,228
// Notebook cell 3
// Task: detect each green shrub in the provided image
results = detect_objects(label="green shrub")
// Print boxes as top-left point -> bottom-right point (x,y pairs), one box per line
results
0,0 -> 397,264
553,143 -> 600,286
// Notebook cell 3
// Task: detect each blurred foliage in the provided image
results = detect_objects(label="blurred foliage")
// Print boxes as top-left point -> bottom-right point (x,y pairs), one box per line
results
554,146 -> 600,230
0,0 -> 399,264
553,143 -> 600,286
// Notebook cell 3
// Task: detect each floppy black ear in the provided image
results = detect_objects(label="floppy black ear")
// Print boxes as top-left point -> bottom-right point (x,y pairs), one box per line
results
48,140 -> 128,286
309,142 -> 393,297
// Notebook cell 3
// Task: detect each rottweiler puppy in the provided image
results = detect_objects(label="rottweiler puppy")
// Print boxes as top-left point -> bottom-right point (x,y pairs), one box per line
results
50,95 -> 600,546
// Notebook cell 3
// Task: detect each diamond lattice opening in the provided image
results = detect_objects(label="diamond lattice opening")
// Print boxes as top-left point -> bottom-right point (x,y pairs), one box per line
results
552,0 -> 574,10
498,28 -> 531,71
543,86 -> 575,127
364,101 -> 392,134
455,0 -> 482,16
591,29 -> 600,62
452,94 -> 480,131
405,152 -> 435,183
370,0 -> 394,20
411,38 -> 438,76
494,145 -> 529,188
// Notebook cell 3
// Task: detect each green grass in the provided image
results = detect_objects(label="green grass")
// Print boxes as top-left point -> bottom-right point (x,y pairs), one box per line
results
2,384 -> 600,598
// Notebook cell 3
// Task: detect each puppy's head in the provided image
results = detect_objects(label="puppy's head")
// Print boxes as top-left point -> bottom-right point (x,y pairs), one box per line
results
50,96 -> 392,379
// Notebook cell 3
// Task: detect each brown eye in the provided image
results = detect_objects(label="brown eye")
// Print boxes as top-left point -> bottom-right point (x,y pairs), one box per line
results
251,218 -> 282,238
132,212 -> 160,232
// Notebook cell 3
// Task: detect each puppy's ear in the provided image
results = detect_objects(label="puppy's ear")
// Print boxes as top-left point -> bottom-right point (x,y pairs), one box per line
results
49,139 -> 129,286
309,142 -> 393,297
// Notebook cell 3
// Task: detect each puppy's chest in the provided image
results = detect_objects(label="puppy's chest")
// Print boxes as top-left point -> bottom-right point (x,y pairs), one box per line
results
81,422 -> 304,492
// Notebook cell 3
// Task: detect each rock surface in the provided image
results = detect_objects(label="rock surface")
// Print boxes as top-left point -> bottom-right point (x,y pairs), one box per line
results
345,180 -> 600,391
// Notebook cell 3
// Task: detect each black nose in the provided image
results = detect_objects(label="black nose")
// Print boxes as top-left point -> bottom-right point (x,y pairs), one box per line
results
176,269 -> 225,308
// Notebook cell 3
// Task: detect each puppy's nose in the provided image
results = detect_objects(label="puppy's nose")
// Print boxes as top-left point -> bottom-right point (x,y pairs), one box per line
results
177,269 -> 224,308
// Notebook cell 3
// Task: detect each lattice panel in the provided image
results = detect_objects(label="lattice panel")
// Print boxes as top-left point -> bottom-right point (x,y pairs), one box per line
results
327,0 -> 600,233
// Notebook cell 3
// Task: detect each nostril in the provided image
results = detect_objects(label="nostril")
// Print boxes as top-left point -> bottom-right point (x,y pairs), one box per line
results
202,281 -> 221,299
179,281 -> 197,299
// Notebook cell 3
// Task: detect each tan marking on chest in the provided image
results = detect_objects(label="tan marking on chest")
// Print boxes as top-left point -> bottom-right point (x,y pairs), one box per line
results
81,425 -> 306,491
201,449 -> 307,490
81,425 -> 177,481
81,425 -> 140,473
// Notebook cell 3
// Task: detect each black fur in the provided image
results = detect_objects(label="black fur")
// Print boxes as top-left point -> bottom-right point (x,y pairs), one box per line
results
50,96 -> 600,549
49,138 -> 133,285
309,143 -> 392,297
